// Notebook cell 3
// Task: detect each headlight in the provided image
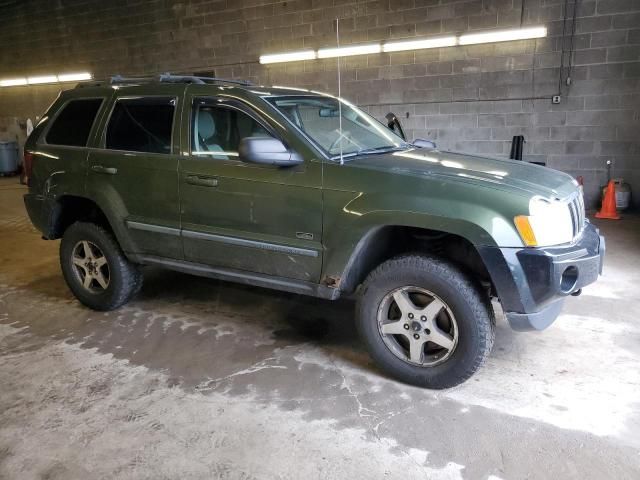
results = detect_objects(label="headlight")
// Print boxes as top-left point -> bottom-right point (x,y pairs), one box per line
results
514,196 -> 574,247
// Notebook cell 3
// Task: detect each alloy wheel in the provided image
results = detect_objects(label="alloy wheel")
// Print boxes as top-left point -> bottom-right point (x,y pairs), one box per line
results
377,286 -> 458,366
71,240 -> 110,293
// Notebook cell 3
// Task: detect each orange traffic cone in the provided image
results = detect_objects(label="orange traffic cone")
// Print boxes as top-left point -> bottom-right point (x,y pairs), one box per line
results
595,180 -> 620,220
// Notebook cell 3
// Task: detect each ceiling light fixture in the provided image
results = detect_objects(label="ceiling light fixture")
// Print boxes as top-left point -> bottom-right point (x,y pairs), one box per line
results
27,75 -> 58,85
0,72 -> 93,87
0,78 -> 27,87
317,43 -> 381,59
57,72 -> 93,82
458,26 -> 547,45
259,26 -> 547,64
383,36 -> 457,53
259,50 -> 316,64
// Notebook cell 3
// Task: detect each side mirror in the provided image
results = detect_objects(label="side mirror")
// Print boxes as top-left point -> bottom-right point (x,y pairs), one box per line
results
413,139 -> 437,149
385,112 -> 406,140
238,137 -> 303,167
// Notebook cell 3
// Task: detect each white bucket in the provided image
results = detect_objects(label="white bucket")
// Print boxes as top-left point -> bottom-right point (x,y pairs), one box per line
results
602,179 -> 631,211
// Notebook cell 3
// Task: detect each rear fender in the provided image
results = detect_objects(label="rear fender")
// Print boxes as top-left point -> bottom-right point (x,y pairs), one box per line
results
39,191 -> 136,254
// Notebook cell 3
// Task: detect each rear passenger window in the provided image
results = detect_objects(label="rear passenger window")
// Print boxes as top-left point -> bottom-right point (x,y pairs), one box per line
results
46,98 -> 103,147
106,97 -> 175,154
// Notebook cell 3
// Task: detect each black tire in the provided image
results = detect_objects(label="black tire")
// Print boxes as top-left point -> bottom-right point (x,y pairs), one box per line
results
356,254 -> 495,389
60,222 -> 143,311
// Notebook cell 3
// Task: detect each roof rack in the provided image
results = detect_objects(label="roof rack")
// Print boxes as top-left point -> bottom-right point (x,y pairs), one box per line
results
76,73 -> 253,88
109,73 -> 253,86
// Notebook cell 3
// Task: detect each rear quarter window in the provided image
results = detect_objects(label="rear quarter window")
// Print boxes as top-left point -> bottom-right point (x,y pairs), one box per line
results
45,98 -> 104,147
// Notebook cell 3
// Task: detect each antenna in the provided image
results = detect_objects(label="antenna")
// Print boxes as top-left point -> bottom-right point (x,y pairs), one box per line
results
336,18 -> 344,166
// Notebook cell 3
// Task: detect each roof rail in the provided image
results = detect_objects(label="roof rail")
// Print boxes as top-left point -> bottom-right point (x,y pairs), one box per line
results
106,73 -> 252,87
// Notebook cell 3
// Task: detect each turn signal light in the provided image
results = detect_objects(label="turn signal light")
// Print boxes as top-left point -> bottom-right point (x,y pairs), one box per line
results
514,215 -> 538,247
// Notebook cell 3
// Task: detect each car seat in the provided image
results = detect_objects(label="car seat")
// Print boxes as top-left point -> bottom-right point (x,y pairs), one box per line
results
196,110 -> 224,153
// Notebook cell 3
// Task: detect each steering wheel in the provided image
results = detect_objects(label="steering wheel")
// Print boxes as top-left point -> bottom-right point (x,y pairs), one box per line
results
328,129 -> 361,154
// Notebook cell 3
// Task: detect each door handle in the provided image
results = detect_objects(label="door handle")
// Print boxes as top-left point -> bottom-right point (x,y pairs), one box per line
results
91,165 -> 118,175
186,175 -> 218,187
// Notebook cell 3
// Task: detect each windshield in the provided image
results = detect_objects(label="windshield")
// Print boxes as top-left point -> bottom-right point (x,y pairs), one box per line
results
265,95 -> 408,159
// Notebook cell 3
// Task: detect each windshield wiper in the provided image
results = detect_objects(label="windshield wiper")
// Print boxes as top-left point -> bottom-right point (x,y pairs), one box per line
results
355,145 -> 409,156
330,144 -> 411,161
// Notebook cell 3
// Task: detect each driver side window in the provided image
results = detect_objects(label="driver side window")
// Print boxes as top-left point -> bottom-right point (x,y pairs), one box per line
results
191,100 -> 271,160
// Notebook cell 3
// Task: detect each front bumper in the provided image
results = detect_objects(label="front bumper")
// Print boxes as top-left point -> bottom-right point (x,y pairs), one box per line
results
478,222 -> 605,331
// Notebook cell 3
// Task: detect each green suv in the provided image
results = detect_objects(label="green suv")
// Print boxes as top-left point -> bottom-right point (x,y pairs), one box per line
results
23,75 -> 605,388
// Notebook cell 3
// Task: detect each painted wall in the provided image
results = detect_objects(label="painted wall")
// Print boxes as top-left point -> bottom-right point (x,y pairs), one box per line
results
1,0 -> 638,207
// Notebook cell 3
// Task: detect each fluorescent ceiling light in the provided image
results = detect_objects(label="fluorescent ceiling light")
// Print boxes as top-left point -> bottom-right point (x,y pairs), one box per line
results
260,50 -> 316,64
27,75 -> 58,85
459,26 -> 547,45
318,43 -> 381,59
0,78 -> 27,87
1,72 -> 93,87
383,36 -> 457,52
57,72 -> 92,82
259,26 -> 547,64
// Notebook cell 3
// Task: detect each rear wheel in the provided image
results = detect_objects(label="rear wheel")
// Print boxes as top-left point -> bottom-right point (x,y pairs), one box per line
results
356,254 -> 495,389
60,222 -> 142,311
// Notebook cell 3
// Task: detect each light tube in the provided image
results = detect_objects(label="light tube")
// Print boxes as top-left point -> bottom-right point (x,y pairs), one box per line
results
1,72 -> 93,87
383,36 -> 457,52
259,26 -> 548,64
459,26 -> 547,45
57,72 -> 92,82
317,43 -> 381,59
0,78 -> 27,87
260,50 -> 316,64
27,75 -> 58,85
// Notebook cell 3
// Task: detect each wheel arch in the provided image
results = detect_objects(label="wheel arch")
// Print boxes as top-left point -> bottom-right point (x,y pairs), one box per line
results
336,224 -> 494,296
46,194 -> 135,253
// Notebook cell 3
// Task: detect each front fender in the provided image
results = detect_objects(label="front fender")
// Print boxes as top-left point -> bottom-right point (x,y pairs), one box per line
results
321,188 -> 526,288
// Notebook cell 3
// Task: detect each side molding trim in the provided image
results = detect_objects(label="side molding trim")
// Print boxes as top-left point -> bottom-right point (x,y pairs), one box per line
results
126,220 -> 181,236
182,229 -> 319,258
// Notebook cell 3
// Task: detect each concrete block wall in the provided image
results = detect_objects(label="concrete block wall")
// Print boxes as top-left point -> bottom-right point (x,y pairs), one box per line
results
0,0 -> 638,207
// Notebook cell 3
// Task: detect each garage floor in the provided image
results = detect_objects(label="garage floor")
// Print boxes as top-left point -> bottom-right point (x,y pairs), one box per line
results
1,176 -> 639,480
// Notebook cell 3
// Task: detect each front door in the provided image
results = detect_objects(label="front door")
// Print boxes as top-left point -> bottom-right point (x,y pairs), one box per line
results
179,94 -> 323,282
87,90 -> 182,259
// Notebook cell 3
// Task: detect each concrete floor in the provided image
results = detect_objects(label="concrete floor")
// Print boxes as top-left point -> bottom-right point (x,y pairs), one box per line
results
0,176 -> 639,480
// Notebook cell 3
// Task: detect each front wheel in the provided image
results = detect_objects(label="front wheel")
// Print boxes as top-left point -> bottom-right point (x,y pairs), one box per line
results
356,254 -> 495,389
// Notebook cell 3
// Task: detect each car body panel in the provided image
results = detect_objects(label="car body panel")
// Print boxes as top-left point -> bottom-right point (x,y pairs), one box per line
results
26,87 -> 113,202
84,84 -> 184,259
176,86 -> 324,281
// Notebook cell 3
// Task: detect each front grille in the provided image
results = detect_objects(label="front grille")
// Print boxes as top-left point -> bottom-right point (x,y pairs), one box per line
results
567,191 -> 585,239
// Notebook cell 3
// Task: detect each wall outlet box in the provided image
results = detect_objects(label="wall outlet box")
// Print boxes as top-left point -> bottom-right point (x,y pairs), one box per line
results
552,95 -> 561,104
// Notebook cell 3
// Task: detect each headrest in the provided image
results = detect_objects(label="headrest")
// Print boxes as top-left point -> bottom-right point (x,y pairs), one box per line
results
198,110 -> 215,139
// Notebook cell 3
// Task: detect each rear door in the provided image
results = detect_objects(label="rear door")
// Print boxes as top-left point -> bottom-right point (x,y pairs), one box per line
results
87,86 -> 183,259
178,91 -> 324,282
30,95 -> 107,198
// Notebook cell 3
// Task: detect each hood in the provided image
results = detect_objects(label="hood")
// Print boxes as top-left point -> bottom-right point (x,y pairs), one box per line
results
349,148 -> 578,200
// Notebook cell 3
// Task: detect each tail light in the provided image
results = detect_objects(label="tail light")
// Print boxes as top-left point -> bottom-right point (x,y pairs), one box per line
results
22,151 -> 34,186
